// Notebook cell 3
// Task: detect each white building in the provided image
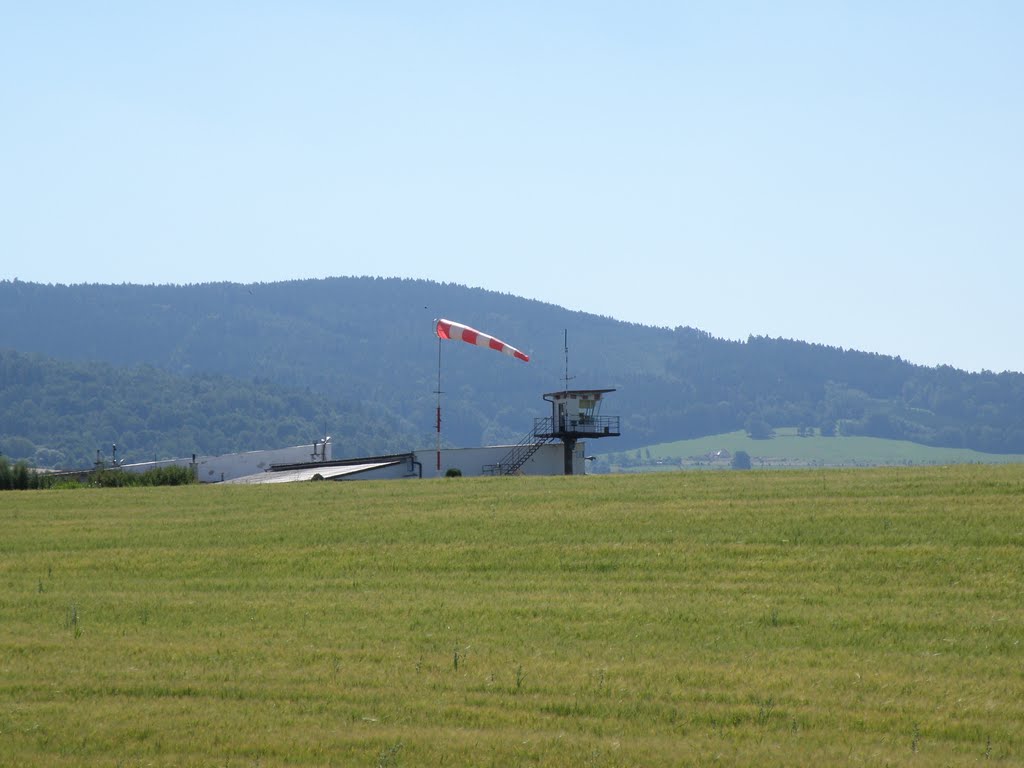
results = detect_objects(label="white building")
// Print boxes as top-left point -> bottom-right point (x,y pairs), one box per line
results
122,390 -> 621,484
119,438 -> 333,483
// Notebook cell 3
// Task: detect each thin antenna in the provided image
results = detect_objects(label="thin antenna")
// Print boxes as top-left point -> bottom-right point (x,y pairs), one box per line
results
426,308 -> 443,476
563,329 -> 575,393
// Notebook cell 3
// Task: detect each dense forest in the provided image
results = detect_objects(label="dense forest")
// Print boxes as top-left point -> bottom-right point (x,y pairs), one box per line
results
2,277 -> 1023,468
0,350 -> 416,468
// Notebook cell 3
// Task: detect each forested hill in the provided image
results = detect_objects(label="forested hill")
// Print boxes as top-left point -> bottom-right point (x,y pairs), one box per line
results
0,350 -> 414,468
2,276 -> 1023,468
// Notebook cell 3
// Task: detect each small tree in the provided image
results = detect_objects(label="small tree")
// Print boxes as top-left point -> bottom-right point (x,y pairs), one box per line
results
13,461 -> 30,490
744,416 -> 774,440
732,450 -> 752,470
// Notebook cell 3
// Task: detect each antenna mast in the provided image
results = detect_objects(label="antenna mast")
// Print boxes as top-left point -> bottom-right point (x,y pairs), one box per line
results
563,329 -> 575,393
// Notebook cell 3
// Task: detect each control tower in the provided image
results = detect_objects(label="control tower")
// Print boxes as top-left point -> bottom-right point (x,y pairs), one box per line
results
535,388 -> 621,475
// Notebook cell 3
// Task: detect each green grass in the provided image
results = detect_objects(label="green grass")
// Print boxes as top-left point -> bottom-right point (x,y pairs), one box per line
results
610,428 -> 1024,470
2,467 -> 1023,766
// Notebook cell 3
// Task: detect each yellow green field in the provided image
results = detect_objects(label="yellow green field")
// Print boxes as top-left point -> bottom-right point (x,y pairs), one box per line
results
605,429 -> 1024,470
2,466 -> 1023,766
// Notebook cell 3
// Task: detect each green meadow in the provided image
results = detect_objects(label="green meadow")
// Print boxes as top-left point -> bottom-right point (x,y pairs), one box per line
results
2,466 -> 1023,766
610,429 -> 1024,470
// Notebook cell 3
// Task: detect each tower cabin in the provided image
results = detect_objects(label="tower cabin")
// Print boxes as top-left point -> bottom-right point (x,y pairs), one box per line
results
535,389 -> 620,475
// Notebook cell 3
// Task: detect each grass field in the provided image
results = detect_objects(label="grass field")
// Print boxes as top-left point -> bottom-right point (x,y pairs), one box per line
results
2,466 -> 1023,766
605,429 -> 1024,471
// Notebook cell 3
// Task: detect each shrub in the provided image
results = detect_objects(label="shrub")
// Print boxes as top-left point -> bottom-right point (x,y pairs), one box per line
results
0,457 -> 57,490
91,465 -> 196,487
731,450 -> 752,470
0,463 -> 199,490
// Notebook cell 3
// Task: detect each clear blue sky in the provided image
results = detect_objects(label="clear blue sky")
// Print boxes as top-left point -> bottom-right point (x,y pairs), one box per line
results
3,2 -> 1021,373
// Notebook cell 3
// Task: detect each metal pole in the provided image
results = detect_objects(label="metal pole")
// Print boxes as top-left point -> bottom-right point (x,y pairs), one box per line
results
435,333 -> 442,475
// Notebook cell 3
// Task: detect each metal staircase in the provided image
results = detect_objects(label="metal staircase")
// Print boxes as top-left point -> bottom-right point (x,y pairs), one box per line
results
484,417 -> 555,475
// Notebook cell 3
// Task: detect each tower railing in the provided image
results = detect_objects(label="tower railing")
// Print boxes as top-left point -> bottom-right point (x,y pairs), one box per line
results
534,415 -> 620,438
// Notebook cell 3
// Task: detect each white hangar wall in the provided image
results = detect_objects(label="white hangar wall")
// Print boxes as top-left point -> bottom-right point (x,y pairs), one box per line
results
194,442 -> 332,483
120,440 -> 333,483
421,442 -> 585,478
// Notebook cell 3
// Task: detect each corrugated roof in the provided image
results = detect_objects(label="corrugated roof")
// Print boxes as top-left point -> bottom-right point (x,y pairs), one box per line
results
223,460 -> 402,485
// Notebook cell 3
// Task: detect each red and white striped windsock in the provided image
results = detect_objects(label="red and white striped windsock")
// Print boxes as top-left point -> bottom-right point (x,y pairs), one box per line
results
435,318 -> 530,363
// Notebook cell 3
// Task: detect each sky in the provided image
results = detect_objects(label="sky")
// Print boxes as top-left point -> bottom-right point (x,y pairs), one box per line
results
2,2 -> 1022,373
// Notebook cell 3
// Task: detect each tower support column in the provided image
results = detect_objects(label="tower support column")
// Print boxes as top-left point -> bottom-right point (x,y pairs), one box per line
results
563,439 -> 576,475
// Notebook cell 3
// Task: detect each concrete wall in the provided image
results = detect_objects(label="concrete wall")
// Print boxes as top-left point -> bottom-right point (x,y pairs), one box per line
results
417,442 -> 586,478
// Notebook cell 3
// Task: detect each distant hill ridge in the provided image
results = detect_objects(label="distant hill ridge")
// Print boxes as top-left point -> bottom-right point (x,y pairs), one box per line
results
1,276 -> 1023,467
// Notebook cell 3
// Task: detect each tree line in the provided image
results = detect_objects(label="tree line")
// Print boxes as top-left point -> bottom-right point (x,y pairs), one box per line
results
0,456 -> 196,490
0,350 -> 419,469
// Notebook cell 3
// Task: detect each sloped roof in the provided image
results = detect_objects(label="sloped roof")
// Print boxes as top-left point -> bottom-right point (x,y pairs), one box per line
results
223,460 -> 402,485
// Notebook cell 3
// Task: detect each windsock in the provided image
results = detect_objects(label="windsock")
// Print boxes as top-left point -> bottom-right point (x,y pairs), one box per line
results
435,318 -> 529,363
